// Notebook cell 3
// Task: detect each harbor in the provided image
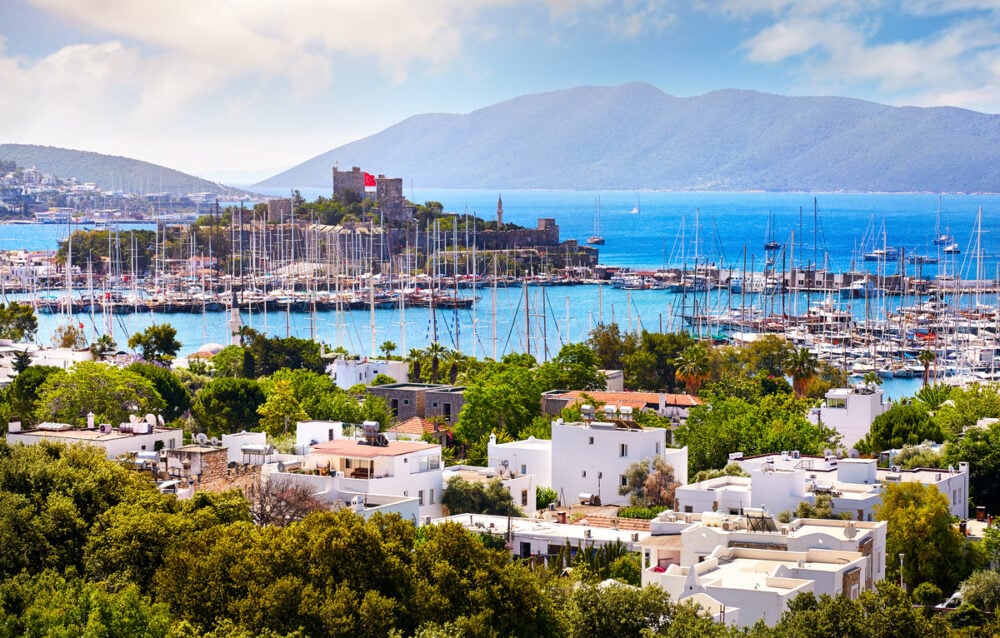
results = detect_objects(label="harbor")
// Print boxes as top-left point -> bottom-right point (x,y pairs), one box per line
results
3,190 -> 1000,388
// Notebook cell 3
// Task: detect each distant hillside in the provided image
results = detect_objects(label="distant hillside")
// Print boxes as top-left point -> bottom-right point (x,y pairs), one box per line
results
257,83 -> 1000,192
0,144 -> 243,196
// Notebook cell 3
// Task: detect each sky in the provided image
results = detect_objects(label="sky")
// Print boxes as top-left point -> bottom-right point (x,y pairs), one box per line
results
1,0 -> 999,184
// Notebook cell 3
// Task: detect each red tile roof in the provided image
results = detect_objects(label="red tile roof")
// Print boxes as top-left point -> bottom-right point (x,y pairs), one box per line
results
556,390 -> 702,408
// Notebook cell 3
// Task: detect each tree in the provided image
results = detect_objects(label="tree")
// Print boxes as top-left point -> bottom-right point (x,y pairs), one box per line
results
587,323 -> 630,371
89,333 -> 117,359
675,343 -> 713,395
859,403 -> 942,455
942,419 -> 1000,513
406,348 -> 424,382
566,581 -> 672,638
619,456 -> 679,507
36,362 -> 165,427
0,301 -> 37,342
741,334 -> 794,377
677,392 -> 838,478
244,475 -> 327,527
379,340 -> 397,359
960,570 -> 1000,612
6,365 -> 61,423
426,341 -> 448,384
11,350 -> 31,374
536,342 -> 604,391
241,329 -> 324,376
440,476 -> 522,516
876,481 -> 982,593
784,346 -> 819,397
128,324 -> 181,363
127,361 -> 192,422
211,345 -> 255,378
454,365 -> 541,443
52,323 -> 87,349
919,348 -> 936,387
256,380 -> 308,436
191,377 -> 265,436
536,486 -> 558,510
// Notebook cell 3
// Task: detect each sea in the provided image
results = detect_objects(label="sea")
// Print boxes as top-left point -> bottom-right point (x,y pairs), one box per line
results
7,189 -> 1000,401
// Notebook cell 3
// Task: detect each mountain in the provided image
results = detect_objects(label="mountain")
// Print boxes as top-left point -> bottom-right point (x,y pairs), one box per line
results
256,83 -> 1000,193
0,144 -> 242,196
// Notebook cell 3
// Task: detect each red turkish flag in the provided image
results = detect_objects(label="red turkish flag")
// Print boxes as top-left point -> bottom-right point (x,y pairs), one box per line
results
363,172 -> 377,191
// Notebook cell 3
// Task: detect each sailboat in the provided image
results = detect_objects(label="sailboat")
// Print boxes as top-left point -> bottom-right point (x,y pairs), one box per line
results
629,192 -> 640,215
587,196 -> 605,245
763,210 -> 781,252
932,195 -> 954,245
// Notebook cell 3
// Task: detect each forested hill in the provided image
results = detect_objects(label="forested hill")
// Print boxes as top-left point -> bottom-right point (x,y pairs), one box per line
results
257,82 -> 1000,193
0,144 -> 242,196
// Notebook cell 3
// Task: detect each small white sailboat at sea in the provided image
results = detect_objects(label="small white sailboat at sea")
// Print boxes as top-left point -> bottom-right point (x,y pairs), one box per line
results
629,192 -> 640,214
587,196 -> 605,245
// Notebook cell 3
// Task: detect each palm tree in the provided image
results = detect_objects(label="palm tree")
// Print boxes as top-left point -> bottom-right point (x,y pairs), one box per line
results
675,344 -> 712,395
861,371 -> 883,391
406,348 -> 424,382
918,349 -> 936,387
426,341 -> 449,384
379,340 -> 397,360
783,347 -> 818,398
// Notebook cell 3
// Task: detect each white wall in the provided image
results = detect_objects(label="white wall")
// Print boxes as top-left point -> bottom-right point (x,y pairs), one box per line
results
488,436 -> 553,487
6,428 -> 182,460
296,421 -> 344,451
222,431 -> 266,465
551,421 -> 668,506
327,359 -> 407,390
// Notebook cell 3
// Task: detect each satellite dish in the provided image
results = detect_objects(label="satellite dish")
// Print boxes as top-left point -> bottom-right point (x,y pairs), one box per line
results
848,448 -> 860,458
210,437 -> 220,446
844,523 -> 858,540
196,433 -> 208,445
145,413 -> 157,428
157,414 -> 165,427
823,449 -> 834,457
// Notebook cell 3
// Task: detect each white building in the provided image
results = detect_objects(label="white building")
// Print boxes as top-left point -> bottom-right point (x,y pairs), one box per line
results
809,385 -> 890,448
295,420 -> 345,452
641,514 -> 887,628
487,435 -> 553,487
6,421 -> 182,459
307,439 -> 444,521
326,357 -> 407,390
676,452 -> 969,521
435,513 -> 649,561
551,418 -> 687,507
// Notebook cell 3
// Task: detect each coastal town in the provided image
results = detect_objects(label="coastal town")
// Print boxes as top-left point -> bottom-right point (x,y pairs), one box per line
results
3,1 -> 1000,631
0,157 -> 998,635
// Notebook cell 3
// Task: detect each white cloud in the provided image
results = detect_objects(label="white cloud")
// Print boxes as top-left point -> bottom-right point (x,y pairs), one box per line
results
729,1 -> 1000,111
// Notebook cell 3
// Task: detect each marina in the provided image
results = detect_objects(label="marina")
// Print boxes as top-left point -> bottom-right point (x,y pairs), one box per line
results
3,190 -> 1000,394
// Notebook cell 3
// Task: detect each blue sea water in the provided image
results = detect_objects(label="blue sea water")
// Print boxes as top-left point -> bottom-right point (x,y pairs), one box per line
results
8,190 -> 1000,401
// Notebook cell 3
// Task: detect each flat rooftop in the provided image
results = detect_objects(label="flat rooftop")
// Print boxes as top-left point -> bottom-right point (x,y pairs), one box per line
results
311,439 -> 438,458
11,426 -> 178,442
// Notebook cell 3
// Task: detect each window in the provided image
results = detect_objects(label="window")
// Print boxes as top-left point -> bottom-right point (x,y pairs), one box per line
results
345,458 -> 353,469
418,490 -> 424,506
620,443 -> 628,458
620,475 -> 628,488
403,399 -> 410,405
656,442 -> 660,454
432,401 -> 438,408
430,489 -> 435,504
684,505 -> 693,513
521,464 -> 527,475
582,470 -> 587,478
588,436 -> 594,445
403,491 -> 408,497
521,490 -> 528,506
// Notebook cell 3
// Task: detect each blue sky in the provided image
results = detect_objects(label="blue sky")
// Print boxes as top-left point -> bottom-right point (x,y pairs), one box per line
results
1,0 -> 998,182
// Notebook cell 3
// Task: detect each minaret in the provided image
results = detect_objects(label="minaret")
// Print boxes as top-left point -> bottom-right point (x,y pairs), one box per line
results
496,194 -> 503,227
